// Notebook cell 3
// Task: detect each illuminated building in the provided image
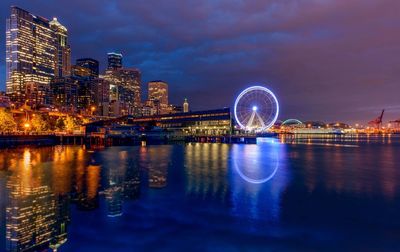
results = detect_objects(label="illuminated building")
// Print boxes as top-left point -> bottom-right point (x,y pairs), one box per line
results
148,81 -> 168,114
52,75 -> 97,114
6,7 -> 57,105
183,98 -> 189,113
76,58 -> 99,78
71,65 -> 92,78
104,67 -> 141,116
129,108 -> 232,135
0,92 -> 12,108
49,18 -> 71,78
107,52 -> 123,70
148,81 -> 168,105
25,81 -> 52,108
169,104 -> 183,114
91,78 -> 110,116
51,77 -> 79,112
77,78 -> 95,114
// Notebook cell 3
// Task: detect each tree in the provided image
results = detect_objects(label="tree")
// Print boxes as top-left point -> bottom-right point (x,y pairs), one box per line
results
31,114 -> 49,132
65,116 -> 76,132
55,117 -> 66,131
0,109 -> 16,132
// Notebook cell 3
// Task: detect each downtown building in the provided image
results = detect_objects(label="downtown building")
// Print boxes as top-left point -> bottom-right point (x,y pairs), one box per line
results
6,6 -> 71,108
51,58 -> 110,116
103,53 -> 141,117
146,80 -> 169,115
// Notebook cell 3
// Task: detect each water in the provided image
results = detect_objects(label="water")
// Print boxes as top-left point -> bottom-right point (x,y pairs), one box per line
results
1,136 -> 400,251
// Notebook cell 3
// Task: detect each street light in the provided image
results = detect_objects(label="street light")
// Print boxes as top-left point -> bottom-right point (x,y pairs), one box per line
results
90,106 -> 96,116
24,122 -> 30,134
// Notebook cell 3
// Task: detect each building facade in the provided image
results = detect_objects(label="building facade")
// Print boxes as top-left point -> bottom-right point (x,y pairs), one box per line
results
76,58 -> 99,78
148,81 -> 168,114
107,52 -> 123,70
104,68 -> 141,116
91,78 -> 110,116
49,17 -> 71,78
51,77 -> 79,112
129,108 -> 232,135
6,7 -> 69,106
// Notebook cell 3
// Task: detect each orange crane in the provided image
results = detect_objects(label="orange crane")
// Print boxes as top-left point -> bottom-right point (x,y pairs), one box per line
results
368,109 -> 385,129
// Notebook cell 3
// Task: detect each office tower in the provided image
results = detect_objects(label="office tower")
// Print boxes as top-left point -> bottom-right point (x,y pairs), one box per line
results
91,78 -> 110,116
104,67 -> 141,116
76,58 -> 99,78
118,68 -> 141,108
51,77 -> 79,112
76,78 -> 94,113
71,65 -> 92,78
107,52 -> 123,70
6,7 -> 70,106
148,81 -> 168,114
183,98 -> 189,113
148,81 -> 168,105
0,92 -> 12,108
50,18 -> 71,78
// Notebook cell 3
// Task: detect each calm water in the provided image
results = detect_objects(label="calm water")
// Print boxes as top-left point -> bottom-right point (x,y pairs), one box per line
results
1,136 -> 400,251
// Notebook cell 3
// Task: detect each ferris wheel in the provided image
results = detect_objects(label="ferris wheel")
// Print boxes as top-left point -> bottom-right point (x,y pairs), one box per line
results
234,85 -> 279,132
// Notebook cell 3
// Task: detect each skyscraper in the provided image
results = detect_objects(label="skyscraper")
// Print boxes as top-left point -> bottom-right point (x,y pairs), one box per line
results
104,67 -> 141,116
6,7 -> 68,105
107,52 -> 123,70
76,58 -> 99,78
50,17 -> 71,78
148,81 -> 168,114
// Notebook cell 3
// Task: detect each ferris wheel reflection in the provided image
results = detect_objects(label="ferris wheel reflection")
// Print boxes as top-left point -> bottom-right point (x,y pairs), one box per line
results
232,138 -> 283,184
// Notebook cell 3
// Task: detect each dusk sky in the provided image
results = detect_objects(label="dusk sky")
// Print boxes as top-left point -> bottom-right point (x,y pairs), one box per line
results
1,0 -> 399,124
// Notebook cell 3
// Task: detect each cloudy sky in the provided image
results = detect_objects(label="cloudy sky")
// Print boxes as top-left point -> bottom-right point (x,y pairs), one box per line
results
1,0 -> 399,123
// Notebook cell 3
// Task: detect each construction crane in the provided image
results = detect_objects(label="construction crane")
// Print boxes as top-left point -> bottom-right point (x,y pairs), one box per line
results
368,109 -> 385,129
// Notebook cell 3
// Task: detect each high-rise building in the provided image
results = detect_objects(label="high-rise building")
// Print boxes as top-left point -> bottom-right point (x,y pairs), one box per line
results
107,52 -> 123,70
183,98 -> 189,113
104,67 -> 141,116
50,17 -> 71,78
6,7 -> 69,106
76,58 -> 99,78
51,77 -> 79,112
148,81 -> 168,114
71,65 -> 92,78
91,78 -> 110,116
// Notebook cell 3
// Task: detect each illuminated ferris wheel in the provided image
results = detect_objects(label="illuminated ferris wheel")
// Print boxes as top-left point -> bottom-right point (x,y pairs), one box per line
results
234,85 -> 279,132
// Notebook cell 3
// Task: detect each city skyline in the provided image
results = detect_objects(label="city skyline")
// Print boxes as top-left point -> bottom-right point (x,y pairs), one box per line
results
1,1 -> 400,123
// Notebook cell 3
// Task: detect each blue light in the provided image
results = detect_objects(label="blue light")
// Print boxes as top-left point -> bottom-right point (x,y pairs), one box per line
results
233,85 -> 280,131
252,106 -> 258,111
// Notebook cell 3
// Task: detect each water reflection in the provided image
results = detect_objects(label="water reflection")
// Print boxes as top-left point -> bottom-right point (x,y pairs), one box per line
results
4,148 -> 70,252
101,148 -> 141,217
233,138 -> 280,184
230,140 -> 288,222
0,138 -> 399,251
185,143 -> 229,200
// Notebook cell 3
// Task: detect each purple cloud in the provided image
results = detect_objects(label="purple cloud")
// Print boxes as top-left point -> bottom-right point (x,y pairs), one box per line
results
1,0 -> 400,123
